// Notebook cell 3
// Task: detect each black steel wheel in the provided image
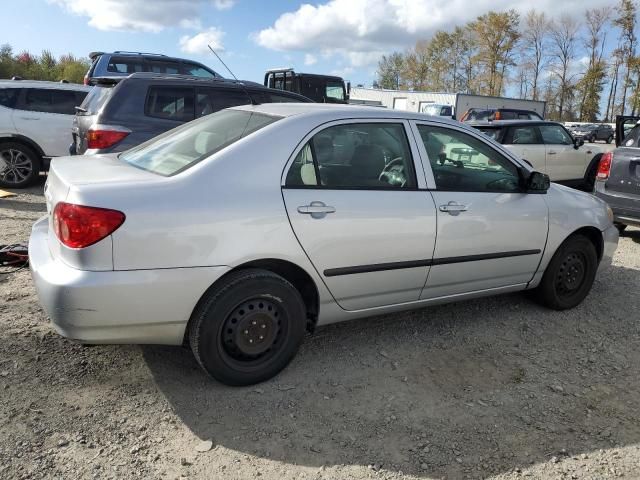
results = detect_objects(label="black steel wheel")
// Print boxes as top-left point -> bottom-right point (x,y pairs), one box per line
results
533,234 -> 598,310
189,269 -> 307,386
0,142 -> 41,188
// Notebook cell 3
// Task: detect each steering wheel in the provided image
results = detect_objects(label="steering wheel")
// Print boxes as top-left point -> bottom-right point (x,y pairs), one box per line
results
379,157 -> 406,186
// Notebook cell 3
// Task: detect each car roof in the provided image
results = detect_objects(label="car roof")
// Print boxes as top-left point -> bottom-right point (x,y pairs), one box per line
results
232,103 -> 463,124
115,72 -> 260,87
468,120 -> 561,127
0,79 -> 91,91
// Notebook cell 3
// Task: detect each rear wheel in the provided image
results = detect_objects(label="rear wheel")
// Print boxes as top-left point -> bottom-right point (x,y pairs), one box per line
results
189,269 -> 307,386
533,235 -> 598,310
0,142 -> 41,188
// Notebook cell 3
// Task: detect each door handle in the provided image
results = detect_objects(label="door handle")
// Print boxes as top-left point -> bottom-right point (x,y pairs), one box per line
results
439,201 -> 468,215
297,201 -> 336,218
19,117 -> 39,121
547,151 -> 557,155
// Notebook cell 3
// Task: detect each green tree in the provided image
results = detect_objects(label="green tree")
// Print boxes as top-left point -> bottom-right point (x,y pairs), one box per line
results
376,52 -> 405,89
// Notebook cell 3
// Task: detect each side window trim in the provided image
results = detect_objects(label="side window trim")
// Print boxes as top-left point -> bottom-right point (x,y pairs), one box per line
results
412,120 -> 526,191
281,119 -> 427,190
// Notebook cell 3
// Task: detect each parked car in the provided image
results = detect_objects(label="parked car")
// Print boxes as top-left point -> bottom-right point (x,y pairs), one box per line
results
594,116 -> 640,232
460,108 -> 543,122
471,120 -> 604,190
31,104 -> 618,385
569,123 -> 615,144
0,80 -> 90,188
71,73 -> 312,155
84,51 -> 221,85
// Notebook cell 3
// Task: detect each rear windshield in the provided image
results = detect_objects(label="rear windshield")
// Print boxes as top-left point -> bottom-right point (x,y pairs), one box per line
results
120,109 -> 280,176
622,124 -> 640,148
79,85 -> 112,115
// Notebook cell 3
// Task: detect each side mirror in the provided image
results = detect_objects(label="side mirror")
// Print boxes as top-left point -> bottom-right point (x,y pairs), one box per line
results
525,171 -> 550,193
574,137 -> 584,149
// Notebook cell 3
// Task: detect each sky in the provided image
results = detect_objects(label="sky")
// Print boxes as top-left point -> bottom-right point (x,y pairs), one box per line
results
2,0 -> 622,88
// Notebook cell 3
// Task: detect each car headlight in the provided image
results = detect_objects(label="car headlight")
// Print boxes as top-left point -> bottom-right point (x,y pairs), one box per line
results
607,205 -> 614,223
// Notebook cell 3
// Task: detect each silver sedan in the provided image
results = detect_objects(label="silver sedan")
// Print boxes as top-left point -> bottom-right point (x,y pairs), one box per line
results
30,104 -> 618,385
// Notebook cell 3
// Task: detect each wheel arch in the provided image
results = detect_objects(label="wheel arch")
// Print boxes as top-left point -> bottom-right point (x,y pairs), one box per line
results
0,134 -> 45,158
583,152 -> 603,183
184,258 -> 320,345
567,226 -> 604,261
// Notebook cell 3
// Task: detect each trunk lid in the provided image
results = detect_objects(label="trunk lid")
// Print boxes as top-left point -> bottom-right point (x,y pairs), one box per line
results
606,147 -> 640,196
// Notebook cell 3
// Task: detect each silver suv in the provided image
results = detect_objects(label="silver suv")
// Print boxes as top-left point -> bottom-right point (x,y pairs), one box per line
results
594,116 -> 640,232
0,80 -> 90,188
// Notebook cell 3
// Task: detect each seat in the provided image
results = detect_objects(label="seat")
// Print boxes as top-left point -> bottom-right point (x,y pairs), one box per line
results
349,144 -> 388,187
313,135 -> 334,165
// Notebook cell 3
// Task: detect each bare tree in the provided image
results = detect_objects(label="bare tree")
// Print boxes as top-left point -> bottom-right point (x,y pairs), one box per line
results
522,10 -> 550,100
578,7 -> 611,119
549,15 -> 581,120
613,0 -> 638,114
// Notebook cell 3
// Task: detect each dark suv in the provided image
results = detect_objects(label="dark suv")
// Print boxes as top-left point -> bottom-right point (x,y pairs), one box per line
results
84,51 -> 221,85
71,73 -> 311,155
569,123 -> 615,144
594,116 -> 640,232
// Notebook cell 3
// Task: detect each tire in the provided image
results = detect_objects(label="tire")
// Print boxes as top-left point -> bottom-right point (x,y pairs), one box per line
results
0,142 -> 41,188
533,234 -> 598,310
606,135 -> 613,144
189,269 -> 307,386
583,156 -> 600,191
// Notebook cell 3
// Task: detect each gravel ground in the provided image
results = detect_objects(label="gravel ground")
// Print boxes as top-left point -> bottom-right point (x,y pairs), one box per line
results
1,180 -> 639,480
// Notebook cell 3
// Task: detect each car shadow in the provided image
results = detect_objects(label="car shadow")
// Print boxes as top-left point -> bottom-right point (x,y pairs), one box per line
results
620,227 -> 640,244
143,263 -> 640,478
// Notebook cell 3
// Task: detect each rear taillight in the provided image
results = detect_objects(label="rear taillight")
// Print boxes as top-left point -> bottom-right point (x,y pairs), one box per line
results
86,126 -> 130,150
597,152 -> 613,180
53,202 -> 125,249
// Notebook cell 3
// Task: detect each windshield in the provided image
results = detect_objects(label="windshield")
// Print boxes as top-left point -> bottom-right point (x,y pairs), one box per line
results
120,109 -> 280,176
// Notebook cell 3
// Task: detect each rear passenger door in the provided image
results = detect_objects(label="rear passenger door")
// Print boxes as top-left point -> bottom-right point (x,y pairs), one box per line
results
282,120 -> 437,311
502,125 -> 546,172
13,88 -> 86,157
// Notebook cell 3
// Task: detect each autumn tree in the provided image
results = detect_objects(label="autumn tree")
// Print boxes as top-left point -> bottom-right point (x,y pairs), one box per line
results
613,0 -> 638,115
376,52 -> 406,89
578,7 -> 611,120
468,10 -> 521,96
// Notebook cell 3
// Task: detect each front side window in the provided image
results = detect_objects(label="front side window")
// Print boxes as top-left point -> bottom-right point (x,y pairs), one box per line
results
325,82 -> 345,102
121,109 -> 280,176
539,125 -> 573,145
21,88 -> 79,115
146,87 -> 195,122
417,125 -> 520,193
285,123 -> 416,189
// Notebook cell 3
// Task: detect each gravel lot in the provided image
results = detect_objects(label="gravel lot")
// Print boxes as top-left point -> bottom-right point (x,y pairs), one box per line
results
1,180 -> 639,480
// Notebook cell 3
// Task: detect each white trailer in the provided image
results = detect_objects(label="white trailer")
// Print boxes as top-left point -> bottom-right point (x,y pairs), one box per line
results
349,88 -> 546,120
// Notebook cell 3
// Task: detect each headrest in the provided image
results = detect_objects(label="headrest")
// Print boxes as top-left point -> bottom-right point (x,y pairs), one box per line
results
351,144 -> 385,179
194,131 -> 222,156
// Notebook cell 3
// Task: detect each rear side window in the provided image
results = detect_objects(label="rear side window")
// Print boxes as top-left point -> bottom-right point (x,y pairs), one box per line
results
121,109 -> 280,176
21,88 -> 82,115
0,88 -> 19,108
79,85 -> 112,115
148,61 -> 180,75
183,63 -> 216,78
146,86 -> 195,122
195,88 -> 250,118
506,126 -> 540,145
107,57 -> 144,74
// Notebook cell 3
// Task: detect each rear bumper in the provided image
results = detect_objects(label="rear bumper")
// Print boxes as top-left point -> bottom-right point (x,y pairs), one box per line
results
594,183 -> 640,227
29,217 -> 230,345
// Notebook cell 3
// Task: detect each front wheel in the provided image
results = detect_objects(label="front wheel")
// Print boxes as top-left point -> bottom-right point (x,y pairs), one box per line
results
189,269 -> 307,386
533,235 -> 598,310
606,135 -> 614,144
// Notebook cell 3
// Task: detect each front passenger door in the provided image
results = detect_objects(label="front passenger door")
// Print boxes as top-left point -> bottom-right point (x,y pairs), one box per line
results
414,123 -> 548,299
539,124 -> 586,181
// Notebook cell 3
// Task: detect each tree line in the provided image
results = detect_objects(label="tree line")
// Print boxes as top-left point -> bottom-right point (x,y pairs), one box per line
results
0,44 -> 90,85
375,0 -> 638,122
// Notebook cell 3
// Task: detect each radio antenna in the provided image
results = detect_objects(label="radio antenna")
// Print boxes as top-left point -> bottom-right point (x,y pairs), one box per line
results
207,44 -> 258,105
208,45 -> 237,80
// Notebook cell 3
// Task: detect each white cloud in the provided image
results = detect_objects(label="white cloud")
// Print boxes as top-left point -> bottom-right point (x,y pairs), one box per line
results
50,0 -> 235,32
304,54 -> 318,66
179,27 -> 225,54
255,0 -> 616,68
213,0 -> 235,9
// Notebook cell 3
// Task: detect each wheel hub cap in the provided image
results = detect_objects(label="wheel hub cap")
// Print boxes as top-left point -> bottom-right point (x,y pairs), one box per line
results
222,299 -> 281,360
556,252 -> 586,295
0,149 -> 33,184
